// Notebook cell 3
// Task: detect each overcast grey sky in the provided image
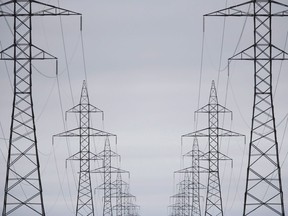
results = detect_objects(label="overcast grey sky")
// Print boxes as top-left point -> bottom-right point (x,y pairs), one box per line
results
1,0 -> 288,215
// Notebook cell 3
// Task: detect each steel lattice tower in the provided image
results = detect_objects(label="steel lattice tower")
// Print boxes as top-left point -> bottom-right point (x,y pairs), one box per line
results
54,81 -> 115,216
174,138 -> 206,216
111,173 -> 139,216
183,138 -> 203,216
205,1 -> 288,214
122,182 -> 138,216
190,138 -> 202,216
113,173 -> 124,216
169,172 -> 192,216
183,81 -> 244,216
92,137 -> 127,216
0,1 -> 80,215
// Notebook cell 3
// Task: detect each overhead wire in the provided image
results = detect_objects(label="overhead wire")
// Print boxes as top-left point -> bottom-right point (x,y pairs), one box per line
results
57,0 -> 76,107
0,121 -> 8,161
51,143 -> 74,214
80,25 -> 88,83
55,75 -> 78,208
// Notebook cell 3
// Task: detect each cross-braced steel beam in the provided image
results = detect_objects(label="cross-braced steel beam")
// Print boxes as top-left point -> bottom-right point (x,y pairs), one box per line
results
183,81 -> 244,216
205,1 -> 288,214
0,1 -> 80,215
53,81 -> 114,216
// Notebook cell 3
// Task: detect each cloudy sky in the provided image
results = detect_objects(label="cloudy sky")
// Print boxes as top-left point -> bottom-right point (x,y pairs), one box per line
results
0,0 -> 288,215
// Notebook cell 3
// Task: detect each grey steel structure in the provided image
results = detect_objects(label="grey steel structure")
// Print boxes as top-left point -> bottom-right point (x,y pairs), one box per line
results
54,81 -> 115,216
112,173 -> 139,216
0,1 -> 80,215
183,81 -> 244,216
169,138 -> 205,216
205,0 -> 288,215
169,172 -> 192,216
91,137 -> 127,216
181,138 -> 204,216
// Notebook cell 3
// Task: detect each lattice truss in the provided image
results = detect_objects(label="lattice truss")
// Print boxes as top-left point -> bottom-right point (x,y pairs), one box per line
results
169,81 -> 244,216
205,0 -> 288,215
0,1 -> 80,215
54,81 -> 140,216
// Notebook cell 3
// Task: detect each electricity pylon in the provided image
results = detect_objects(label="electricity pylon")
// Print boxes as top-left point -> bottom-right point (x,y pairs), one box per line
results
121,182 -> 139,216
205,1 -> 288,215
92,136 -> 127,216
174,138 -> 206,216
0,1 -> 80,215
112,173 -> 125,216
169,171 -> 194,216
112,172 -> 139,216
53,81 -> 115,216
181,138 -> 205,216
183,80 -> 244,216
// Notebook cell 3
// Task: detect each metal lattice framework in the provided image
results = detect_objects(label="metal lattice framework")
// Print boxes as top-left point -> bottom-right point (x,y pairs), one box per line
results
205,0 -> 288,214
173,138 -> 206,216
112,173 -> 139,216
91,137 -> 128,216
183,81 -> 244,216
169,172 -> 193,216
182,138 -> 204,216
113,173 -> 125,216
53,81 -> 115,216
0,1 -> 80,215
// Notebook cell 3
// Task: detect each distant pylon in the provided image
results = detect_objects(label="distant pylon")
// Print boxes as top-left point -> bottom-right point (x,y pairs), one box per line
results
91,136 -> 127,216
111,172 -> 139,216
182,138 -> 203,216
205,1 -> 288,215
174,138 -> 206,216
0,1 -> 80,215
183,81 -> 244,216
53,81 -> 115,216
113,173 -> 125,216
169,173 -> 192,216
122,182 -> 139,216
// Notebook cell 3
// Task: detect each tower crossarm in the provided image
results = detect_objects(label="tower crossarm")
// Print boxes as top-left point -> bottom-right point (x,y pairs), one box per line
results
205,1 -> 253,17
66,104 -> 103,115
53,127 -> 116,139
175,166 -> 208,174
65,151 -> 102,163
195,103 -> 232,115
91,166 -> 129,174
0,45 -> 57,61
228,44 -> 288,61
204,0 -> 288,17
95,149 -> 121,159
182,128 -> 245,139
0,0 -> 81,16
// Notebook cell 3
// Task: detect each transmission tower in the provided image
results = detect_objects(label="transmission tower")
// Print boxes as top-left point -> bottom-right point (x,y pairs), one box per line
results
121,182 -> 139,216
181,138 -> 205,216
112,172 -> 139,216
205,1 -> 288,215
0,1 -> 80,215
92,136 -> 127,216
169,172 -> 192,216
183,80 -> 244,216
112,173 -> 125,216
173,138 -> 206,216
53,80 -> 115,216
